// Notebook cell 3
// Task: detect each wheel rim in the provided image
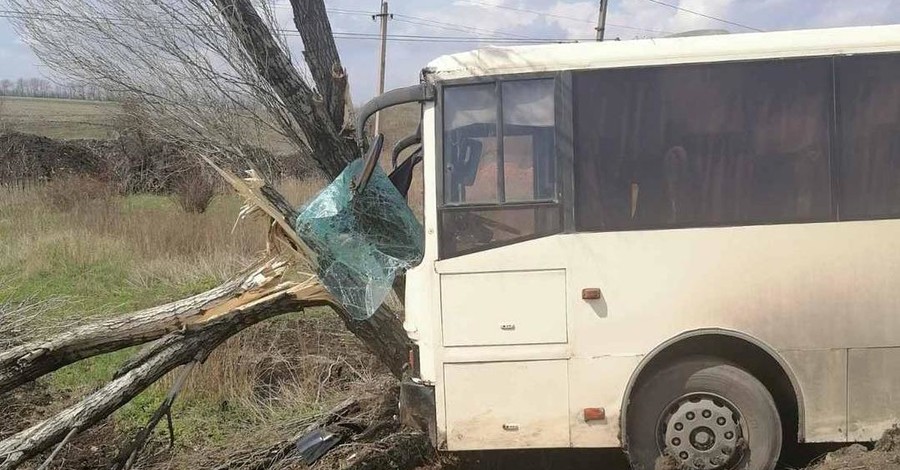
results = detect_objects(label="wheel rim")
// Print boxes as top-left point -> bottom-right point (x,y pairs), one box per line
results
657,393 -> 744,469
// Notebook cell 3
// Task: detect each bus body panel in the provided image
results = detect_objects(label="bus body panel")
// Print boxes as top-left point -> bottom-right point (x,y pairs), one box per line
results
781,349 -> 848,442
426,218 -> 900,448
426,24 -> 900,82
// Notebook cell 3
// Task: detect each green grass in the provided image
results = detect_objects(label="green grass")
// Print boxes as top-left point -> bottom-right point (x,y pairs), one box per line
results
0,96 -> 121,140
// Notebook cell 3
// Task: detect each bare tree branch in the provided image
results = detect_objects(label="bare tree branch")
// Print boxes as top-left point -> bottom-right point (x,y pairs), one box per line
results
210,0 -> 359,178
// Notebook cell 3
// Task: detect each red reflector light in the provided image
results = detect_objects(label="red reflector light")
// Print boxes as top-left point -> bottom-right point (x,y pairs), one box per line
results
582,288 -> 603,300
583,407 -> 606,421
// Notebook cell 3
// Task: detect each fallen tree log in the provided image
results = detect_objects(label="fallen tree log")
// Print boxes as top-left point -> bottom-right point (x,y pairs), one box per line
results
0,261 -> 293,396
0,280 -> 332,470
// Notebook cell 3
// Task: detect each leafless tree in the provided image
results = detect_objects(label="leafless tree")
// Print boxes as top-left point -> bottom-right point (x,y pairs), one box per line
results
0,0 -> 419,468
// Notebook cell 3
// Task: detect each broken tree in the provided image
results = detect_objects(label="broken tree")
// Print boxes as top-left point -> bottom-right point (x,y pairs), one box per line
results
1,0 -> 423,468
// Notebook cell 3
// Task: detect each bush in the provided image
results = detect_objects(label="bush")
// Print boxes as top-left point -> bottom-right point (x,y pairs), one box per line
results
40,174 -> 114,212
172,166 -> 216,213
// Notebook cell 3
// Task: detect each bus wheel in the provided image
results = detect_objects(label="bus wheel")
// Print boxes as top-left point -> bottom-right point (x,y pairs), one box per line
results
626,357 -> 781,470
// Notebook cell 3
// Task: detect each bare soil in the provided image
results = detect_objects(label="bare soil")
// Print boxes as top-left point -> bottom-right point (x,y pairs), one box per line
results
806,426 -> 900,470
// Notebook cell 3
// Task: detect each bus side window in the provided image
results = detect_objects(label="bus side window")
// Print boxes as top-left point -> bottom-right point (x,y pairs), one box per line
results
502,79 -> 556,202
573,58 -> 833,231
837,53 -> 900,220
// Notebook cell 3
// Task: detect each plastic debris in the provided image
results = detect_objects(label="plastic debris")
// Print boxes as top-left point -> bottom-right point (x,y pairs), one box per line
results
295,428 -> 343,465
294,159 -> 424,320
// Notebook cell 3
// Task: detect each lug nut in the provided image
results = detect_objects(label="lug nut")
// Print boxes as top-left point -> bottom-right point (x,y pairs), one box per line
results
675,422 -> 683,431
724,431 -> 734,440
702,410 -> 712,418
717,417 -> 726,426
686,412 -> 695,420
672,437 -> 681,446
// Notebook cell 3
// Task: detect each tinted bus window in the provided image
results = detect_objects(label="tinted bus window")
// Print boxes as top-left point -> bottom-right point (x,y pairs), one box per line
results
836,53 -> 900,220
573,58 -> 833,231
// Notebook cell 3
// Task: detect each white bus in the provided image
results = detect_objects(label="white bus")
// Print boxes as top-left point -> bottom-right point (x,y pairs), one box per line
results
357,24 -> 900,470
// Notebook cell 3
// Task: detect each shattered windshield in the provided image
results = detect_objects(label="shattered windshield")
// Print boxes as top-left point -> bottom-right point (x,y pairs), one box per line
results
294,159 -> 424,320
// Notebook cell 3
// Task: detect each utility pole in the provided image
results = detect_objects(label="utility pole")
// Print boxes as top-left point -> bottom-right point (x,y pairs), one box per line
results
373,1 -> 392,134
595,0 -> 609,41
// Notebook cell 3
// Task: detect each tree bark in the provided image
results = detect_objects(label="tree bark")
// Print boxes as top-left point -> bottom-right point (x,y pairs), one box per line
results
290,0 -> 349,130
0,283 -> 332,470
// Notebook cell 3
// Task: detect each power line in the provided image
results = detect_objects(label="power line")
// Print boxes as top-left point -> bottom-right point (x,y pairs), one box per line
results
0,9 -> 593,44
275,5 -> 541,41
460,0 -> 672,35
641,0 -> 764,32
392,14 -> 535,40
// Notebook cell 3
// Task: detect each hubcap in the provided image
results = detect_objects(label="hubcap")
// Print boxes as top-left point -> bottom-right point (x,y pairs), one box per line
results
659,394 -> 742,469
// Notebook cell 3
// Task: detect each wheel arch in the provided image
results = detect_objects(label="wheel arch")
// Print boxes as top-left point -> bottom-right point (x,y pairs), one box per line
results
619,328 -> 805,449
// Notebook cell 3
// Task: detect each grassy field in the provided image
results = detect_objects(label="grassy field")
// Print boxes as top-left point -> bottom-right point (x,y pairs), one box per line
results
0,95 -> 421,149
0,96 -> 121,140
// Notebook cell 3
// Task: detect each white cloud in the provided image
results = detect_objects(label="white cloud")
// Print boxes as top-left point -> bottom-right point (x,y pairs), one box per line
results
545,1 -> 600,39
664,0 -> 737,32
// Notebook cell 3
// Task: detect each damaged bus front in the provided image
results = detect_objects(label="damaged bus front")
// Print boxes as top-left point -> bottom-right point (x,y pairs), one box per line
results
353,81 -> 439,445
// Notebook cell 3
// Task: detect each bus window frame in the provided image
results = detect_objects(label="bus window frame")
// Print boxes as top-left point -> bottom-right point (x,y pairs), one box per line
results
435,71 -> 575,260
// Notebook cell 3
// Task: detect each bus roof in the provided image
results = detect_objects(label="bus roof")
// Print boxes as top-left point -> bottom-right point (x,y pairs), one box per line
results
425,24 -> 900,82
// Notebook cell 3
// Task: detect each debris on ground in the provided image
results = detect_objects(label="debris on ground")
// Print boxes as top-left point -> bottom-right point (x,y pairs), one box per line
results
807,426 -> 900,470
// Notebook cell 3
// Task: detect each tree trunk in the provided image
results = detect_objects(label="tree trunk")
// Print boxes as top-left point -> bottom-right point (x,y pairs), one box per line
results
0,262 -> 294,395
290,0 -> 350,130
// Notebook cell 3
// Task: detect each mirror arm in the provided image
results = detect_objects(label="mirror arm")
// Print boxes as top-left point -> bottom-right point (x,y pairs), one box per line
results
391,121 -> 422,170
353,134 -> 385,195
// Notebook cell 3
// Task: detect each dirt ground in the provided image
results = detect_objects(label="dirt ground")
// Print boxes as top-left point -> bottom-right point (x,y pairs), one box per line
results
806,426 -> 900,470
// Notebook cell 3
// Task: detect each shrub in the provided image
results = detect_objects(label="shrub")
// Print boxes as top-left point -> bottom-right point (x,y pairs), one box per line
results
172,165 -> 216,213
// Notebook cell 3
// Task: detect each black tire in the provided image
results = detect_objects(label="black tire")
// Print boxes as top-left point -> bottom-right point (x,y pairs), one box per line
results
625,357 -> 782,470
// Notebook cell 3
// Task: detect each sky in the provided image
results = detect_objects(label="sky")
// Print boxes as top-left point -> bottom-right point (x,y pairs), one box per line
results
0,0 -> 898,100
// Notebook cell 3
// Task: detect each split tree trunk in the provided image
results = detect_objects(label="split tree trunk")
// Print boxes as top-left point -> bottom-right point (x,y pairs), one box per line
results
289,0 -> 349,129
212,0 -> 412,378
0,262 -> 292,395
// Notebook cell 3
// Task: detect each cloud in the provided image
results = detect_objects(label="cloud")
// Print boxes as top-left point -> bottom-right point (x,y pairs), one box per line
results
664,0 -> 737,32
